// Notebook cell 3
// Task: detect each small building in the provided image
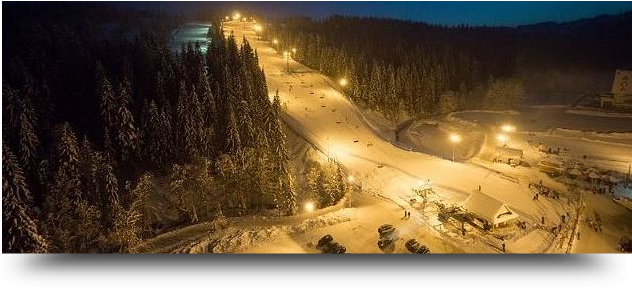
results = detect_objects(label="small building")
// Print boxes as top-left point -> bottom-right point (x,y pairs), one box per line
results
463,191 -> 519,227
600,70 -> 632,108
492,146 -> 523,165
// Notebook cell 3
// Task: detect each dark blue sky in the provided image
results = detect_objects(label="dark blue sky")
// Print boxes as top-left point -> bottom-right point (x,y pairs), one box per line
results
140,1 -> 632,26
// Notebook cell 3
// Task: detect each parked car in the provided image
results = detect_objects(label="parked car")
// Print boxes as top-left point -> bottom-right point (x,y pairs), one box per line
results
405,239 -> 430,254
322,241 -> 346,254
377,238 -> 394,250
316,234 -> 333,250
620,236 -> 632,253
378,224 -> 396,237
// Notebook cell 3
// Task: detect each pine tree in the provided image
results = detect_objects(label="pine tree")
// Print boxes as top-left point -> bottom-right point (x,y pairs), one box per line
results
97,63 -> 117,156
17,97 -> 40,171
225,103 -> 241,154
2,142 -> 48,253
130,173 -> 153,237
269,91 -> 296,215
114,77 -> 141,162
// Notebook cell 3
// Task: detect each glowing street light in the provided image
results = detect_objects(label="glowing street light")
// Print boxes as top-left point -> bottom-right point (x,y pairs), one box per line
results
449,133 -> 462,162
339,78 -> 348,87
501,124 -> 516,133
254,24 -> 262,32
497,134 -> 509,146
348,175 -> 355,182
232,12 -> 241,20
292,47 -> 297,53
225,15 -> 230,21
304,201 -> 315,213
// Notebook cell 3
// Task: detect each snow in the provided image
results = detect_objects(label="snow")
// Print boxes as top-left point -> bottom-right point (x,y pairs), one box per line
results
462,191 -> 520,225
566,109 -> 632,119
170,23 -> 212,54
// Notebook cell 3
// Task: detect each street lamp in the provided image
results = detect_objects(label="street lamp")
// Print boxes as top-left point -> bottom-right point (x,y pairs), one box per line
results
501,124 -> 516,133
449,133 -> 462,162
497,134 -> 509,147
232,12 -> 241,21
254,24 -> 263,40
348,175 -> 355,182
292,47 -> 297,54
339,78 -> 348,87
304,201 -> 315,213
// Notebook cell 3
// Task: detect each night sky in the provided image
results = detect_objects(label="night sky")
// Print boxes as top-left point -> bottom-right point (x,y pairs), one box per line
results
130,1 -> 632,26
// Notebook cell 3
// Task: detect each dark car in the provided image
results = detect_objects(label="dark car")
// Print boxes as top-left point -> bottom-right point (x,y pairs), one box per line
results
377,238 -> 394,250
316,234 -> 334,250
329,242 -> 347,254
378,224 -> 396,237
406,239 -> 430,254
322,241 -> 346,254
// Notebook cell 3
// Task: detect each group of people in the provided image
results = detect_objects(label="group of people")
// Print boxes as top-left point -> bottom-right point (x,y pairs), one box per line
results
530,179 -> 561,200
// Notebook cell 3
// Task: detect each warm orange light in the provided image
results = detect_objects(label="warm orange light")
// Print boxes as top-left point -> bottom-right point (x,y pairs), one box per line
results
501,124 -> 516,133
339,78 -> 348,87
304,202 -> 315,213
449,133 -> 462,143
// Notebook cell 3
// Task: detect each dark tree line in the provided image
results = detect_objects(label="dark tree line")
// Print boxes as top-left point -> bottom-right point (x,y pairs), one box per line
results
3,3 -> 296,253
267,14 -> 632,118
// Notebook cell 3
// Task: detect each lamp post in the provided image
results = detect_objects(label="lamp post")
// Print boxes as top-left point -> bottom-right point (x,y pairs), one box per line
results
497,134 -> 509,147
339,78 -> 348,88
501,124 -> 516,133
449,133 -> 462,162
347,175 -> 355,208
254,24 -> 262,40
304,201 -> 315,213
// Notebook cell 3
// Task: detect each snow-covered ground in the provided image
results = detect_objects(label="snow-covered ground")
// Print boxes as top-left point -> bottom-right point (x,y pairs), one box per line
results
170,23 -> 212,53
142,22 -> 630,254
219,21 -> 589,253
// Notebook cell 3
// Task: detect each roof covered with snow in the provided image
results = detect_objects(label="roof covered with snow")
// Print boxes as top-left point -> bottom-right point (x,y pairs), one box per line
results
493,146 -> 523,158
463,191 -> 519,225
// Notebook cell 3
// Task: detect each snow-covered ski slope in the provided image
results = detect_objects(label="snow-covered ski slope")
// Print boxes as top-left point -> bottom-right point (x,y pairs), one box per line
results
223,21 -> 551,224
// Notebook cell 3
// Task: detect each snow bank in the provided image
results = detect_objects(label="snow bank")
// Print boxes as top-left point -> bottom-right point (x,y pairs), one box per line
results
566,109 -> 632,119
551,128 -> 632,146
188,208 -> 356,253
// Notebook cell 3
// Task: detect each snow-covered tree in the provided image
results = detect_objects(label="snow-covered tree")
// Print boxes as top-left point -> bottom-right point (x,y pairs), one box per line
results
97,63 -> 117,156
2,142 -> 48,253
114,78 -> 141,161
17,97 -> 40,171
